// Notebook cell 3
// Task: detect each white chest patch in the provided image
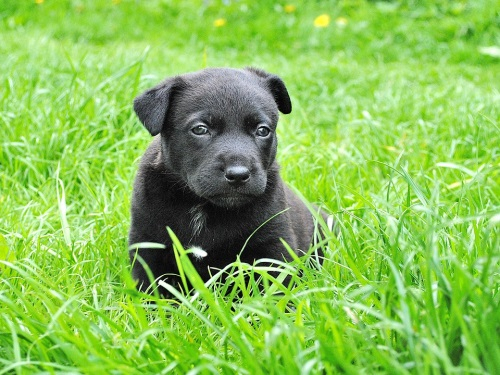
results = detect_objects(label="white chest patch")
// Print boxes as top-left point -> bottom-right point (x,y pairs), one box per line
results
189,204 -> 207,238
189,246 -> 208,261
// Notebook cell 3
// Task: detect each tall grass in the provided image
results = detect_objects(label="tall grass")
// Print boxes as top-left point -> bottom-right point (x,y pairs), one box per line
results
1,0 -> 499,373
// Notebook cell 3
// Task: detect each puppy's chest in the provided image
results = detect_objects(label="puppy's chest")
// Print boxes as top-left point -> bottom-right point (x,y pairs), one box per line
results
185,204 -> 253,251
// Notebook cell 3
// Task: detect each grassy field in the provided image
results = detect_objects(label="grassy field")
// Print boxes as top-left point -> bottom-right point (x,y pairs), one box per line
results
1,0 -> 499,373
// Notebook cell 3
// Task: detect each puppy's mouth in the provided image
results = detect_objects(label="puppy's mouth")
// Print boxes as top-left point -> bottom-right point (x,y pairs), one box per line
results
206,193 -> 256,209
187,172 -> 267,209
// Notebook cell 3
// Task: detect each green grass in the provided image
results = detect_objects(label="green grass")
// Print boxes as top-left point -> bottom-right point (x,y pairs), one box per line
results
1,0 -> 499,373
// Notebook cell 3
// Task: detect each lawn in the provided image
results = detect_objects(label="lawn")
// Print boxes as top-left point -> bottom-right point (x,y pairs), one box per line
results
1,0 -> 499,373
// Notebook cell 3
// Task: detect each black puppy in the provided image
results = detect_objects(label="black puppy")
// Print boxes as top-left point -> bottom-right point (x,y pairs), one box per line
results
129,67 -> 325,295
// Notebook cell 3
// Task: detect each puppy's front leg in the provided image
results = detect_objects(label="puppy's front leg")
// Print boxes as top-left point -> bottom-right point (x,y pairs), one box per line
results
129,247 -> 177,296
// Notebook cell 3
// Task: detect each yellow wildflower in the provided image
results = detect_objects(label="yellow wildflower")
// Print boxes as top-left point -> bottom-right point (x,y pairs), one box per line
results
284,5 -> 296,13
35,0 -> 44,4
214,18 -> 227,27
314,14 -> 330,28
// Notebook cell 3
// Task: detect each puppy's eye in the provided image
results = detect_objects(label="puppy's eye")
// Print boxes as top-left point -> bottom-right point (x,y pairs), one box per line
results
191,124 -> 209,136
255,125 -> 271,137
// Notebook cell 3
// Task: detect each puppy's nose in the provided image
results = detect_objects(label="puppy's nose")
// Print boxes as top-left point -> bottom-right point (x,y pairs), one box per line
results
224,166 -> 250,185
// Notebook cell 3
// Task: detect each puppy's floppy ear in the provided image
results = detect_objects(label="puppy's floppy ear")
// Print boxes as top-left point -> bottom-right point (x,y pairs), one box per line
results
265,75 -> 292,114
245,67 -> 292,114
133,77 -> 180,136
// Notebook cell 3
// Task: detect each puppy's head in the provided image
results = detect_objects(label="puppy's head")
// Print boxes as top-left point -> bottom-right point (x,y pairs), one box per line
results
133,67 -> 291,209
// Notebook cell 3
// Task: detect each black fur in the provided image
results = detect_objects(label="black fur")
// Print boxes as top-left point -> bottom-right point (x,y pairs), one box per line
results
129,67 -> 325,295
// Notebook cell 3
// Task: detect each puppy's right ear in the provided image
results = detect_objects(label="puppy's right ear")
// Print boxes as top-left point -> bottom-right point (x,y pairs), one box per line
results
133,78 -> 180,136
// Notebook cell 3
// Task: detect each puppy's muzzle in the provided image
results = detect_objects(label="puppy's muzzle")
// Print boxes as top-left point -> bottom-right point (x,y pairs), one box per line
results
224,165 -> 250,186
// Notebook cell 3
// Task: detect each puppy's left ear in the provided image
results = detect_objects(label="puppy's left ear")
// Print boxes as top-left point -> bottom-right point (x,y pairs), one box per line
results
266,75 -> 292,114
246,67 -> 292,114
133,78 -> 180,136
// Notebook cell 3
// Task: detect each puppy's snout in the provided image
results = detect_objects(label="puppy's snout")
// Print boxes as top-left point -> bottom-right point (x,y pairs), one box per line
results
224,166 -> 250,186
